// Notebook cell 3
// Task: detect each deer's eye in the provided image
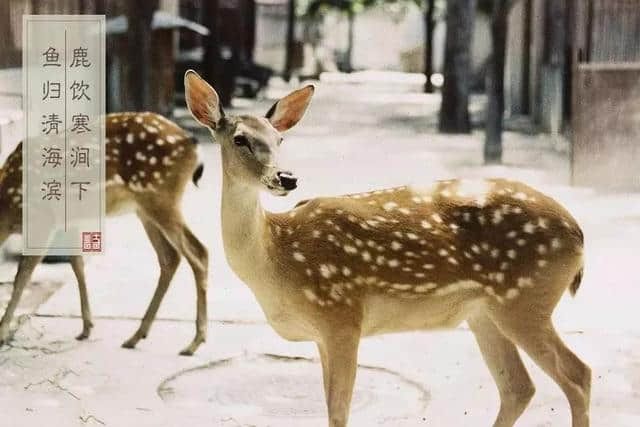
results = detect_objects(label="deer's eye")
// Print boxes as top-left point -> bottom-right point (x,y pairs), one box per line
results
233,135 -> 252,152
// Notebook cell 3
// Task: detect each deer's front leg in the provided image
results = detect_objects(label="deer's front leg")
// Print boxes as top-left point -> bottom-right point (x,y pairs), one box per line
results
70,256 -> 93,340
318,328 -> 361,427
0,255 -> 43,346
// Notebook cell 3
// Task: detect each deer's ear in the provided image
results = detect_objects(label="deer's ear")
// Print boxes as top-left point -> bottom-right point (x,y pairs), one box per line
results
265,85 -> 314,132
184,70 -> 224,128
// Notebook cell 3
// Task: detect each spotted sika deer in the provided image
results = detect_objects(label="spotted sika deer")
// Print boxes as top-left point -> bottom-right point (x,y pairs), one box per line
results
185,70 -> 590,427
0,112 -> 208,356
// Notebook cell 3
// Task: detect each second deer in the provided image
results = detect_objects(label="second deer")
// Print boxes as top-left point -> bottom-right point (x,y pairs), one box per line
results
185,70 -> 590,427
0,112 -> 208,355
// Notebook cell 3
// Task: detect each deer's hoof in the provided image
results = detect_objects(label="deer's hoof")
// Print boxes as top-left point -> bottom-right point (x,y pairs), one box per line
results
178,347 -> 195,357
76,331 -> 91,341
121,338 -> 138,349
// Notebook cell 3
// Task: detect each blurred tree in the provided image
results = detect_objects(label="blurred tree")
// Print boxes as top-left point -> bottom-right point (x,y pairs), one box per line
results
124,0 -> 158,111
305,0 -> 378,72
203,0 -> 231,106
439,0 -> 476,133
285,0 -> 297,80
423,0 -> 437,92
484,0 -> 518,163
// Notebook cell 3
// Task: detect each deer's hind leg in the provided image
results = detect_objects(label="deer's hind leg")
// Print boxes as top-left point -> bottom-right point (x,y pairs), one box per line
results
468,313 -> 535,427
136,200 -> 208,356
489,305 -> 591,427
122,216 -> 181,350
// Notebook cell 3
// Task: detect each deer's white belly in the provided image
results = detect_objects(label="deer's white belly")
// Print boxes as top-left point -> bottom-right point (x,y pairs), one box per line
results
362,292 -> 485,337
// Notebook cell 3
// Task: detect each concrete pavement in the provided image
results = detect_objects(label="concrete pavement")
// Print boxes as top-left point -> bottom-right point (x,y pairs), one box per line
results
1,73 -> 639,426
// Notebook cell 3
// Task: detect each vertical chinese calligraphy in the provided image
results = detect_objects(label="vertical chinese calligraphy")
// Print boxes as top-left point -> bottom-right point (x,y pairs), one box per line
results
23,16 -> 105,255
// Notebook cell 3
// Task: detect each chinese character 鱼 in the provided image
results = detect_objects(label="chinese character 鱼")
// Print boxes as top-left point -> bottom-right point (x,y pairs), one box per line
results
71,181 -> 90,200
41,113 -> 63,135
42,81 -> 61,100
70,114 -> 91,134
70,80 -> 91,101
42,146 -> 63,168
70,146 -> 90,168
41,179 -> 63,200
42,47 -> 61,67
70,47 -> 91,67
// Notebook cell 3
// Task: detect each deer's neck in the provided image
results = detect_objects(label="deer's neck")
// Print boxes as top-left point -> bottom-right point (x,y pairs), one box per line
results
220,171 -> 269,280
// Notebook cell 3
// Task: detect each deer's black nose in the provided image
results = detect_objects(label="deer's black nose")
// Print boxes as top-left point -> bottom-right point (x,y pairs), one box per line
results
277,171 -> 298,190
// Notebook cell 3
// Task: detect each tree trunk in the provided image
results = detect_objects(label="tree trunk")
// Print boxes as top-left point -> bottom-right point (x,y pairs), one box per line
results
345,8 -> 355,72
484,0 -> 511,164
203,0 -> 231,107
284,0 -> 297,81
439,0 -> 476,133
124,0 -> 158,111
539,0 -> 566,134
424,0 -> 436,93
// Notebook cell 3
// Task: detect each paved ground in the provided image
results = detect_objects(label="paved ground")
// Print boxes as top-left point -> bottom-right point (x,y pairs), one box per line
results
1,73 -> 639,426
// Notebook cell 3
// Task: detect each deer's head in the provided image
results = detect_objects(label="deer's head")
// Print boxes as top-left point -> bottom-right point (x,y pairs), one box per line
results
184,70 -> 314,196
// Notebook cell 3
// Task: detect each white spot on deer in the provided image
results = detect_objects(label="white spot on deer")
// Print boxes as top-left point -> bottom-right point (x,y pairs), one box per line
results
506,230 -> 517,239
166,135 -> 176,144
344,245 -> 358,255
505,288 -> 520,299
507,249 -> 517,259
421,220 -> 432,229
551,238 -> 562,250
473,263 -> 482,271
517,277 -> 534,288
162,157 -> 173,166
145,125 -> 158,134
383,202 -> 398,211
392,283 -> 412,291
513,192 -> 527,201
320,264 -> 333,278
438,249 -> 448,257
537,259 -> 548,268
376,255 -> 386,265
471,244 -> 481,254
500,261 -> 509,271
448,257 -> 459,265
406,232 -> 419,240
492,209 -> 503,224
415,283 -> 438,292
431,213 -> 443,223
517,239 -> 527,247
391,241 -> 403,251
388,259 -> 400,268
153,171 -> 161,180
537,244 -> 547,254
523,222 -> 536,234
362,251 -> 372,262
156,138 -> 165,146
303,289 -> 318,302
293,252 -> 306,262
312,230 -> 321,238
135,152 -> 147,162
513,206 -> 523,214
538,217 -> 549,229
490,248 -> 500,258
149,156 -> 157,165
306,268 -> 313,277
139,131 -> 147,140
126,133 -> 134,143
134,116 -> 143,123
494,272 -> 505,283
342,266 -> 352,276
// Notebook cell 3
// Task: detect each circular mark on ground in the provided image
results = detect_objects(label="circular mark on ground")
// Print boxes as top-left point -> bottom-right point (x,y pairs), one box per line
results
158,353 -> 429,421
